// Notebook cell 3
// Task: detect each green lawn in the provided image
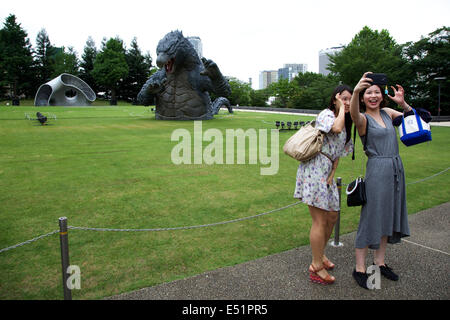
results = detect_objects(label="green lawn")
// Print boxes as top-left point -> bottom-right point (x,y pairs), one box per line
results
0,106 -> 448,299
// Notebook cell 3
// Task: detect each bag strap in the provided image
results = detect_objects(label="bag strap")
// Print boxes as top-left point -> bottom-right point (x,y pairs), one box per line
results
412,108 -> 424,131
401,107 -> 423,135
320,151 -> 333,163
352,123 -> 356,160
363,114 -> 368,151
401,113 -> 407,136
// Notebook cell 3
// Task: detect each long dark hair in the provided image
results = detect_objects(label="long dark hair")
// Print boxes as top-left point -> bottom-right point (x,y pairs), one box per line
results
328,84 -> 353,143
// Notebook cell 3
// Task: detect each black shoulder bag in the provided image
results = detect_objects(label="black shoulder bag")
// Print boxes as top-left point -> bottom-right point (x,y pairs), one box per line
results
346,116 -> 368,207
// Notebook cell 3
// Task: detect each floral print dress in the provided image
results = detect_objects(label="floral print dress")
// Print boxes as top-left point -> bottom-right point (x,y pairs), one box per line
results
293,109 -> 353,212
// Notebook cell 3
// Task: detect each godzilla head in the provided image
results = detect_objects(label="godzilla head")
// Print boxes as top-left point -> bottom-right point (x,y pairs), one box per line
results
156,30 -> 200,74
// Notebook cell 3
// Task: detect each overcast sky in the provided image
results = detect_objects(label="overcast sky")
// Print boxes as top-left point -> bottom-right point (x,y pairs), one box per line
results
1,0 -> 449,89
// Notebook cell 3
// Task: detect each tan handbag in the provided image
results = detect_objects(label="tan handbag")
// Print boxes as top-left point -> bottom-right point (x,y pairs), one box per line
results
283,121 -> 325,162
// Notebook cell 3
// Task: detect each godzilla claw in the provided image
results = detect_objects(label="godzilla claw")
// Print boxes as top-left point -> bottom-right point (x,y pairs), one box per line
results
200,57 -> 221,80
147,78 -> 167,93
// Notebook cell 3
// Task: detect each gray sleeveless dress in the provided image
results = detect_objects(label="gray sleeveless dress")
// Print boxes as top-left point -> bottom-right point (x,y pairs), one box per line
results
355,110 -> 410,249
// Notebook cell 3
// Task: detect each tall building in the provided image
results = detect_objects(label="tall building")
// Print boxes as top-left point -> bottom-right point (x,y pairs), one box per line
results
259,70 -> 278,89
278,63 -> 308,81
319,46 -> 344,76
187,36 -> 203,59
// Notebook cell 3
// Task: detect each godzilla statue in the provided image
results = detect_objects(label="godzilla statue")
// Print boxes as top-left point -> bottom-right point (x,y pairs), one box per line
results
138,30 -> 232,120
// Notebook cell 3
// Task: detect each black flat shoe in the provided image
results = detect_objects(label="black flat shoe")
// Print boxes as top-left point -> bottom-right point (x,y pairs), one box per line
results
374,263 -> 399,281
352,269 -> 369,289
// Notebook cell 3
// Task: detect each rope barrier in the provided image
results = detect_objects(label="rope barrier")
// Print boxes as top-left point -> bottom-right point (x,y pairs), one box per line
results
67,201 -> 302,232
0,167 -> 448,254
0,202 -> 302,254
0,230 -> 59,254
405,167 -> 449,185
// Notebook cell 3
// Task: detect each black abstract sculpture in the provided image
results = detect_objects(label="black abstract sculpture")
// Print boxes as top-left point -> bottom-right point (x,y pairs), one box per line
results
36,112 -> 47,125
138,31 -> 232,120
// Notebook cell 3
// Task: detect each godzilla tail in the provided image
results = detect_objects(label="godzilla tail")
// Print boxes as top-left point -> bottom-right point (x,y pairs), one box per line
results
211,97 -> 232,115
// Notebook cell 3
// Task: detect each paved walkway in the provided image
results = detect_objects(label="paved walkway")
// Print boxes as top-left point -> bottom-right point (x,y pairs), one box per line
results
430,121 -> 450,127
228,108 -> 450,127
108,202 -> 450,300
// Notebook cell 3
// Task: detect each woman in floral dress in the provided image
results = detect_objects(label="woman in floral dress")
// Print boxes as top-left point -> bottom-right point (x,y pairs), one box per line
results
293,85 -> 354,284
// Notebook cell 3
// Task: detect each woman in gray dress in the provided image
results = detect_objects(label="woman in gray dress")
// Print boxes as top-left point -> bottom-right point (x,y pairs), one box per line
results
349,72 -> 411,289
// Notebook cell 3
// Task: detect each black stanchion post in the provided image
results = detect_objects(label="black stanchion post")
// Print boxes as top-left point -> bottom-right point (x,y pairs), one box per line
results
331,177 -> 343,247
59,217 -> 72,300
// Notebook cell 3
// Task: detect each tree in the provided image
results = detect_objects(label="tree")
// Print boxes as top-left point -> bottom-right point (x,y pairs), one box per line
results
122,37 -> 152,103
266,78 -> 297,108
262,73 -> 339,110
291,72 -> 339,109
228,77 -> 252,106
328,26 -> 408,97
51,46 -> 79,78
402,26 -> 450,115
35,28 -> 56,84
0,14 -> 34,102
92,37 -> 129,105
79,36 -> 98,93
249,89 -> 269,107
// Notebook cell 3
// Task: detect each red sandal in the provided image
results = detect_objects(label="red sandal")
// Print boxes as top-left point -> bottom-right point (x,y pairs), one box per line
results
309,264 -> 335,285
308,261 -> 335,272
323,259 -> 335,270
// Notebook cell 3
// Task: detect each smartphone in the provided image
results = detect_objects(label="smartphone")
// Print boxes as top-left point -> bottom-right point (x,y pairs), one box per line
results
366,73 -> 388,86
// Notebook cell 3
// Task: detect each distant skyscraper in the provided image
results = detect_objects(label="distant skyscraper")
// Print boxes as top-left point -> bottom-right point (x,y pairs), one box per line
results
259,70 -> 278,89
278,67 -> 289,81
278,63 -> 307,81
319,46 -> 344,76
187,36 -> 203,59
